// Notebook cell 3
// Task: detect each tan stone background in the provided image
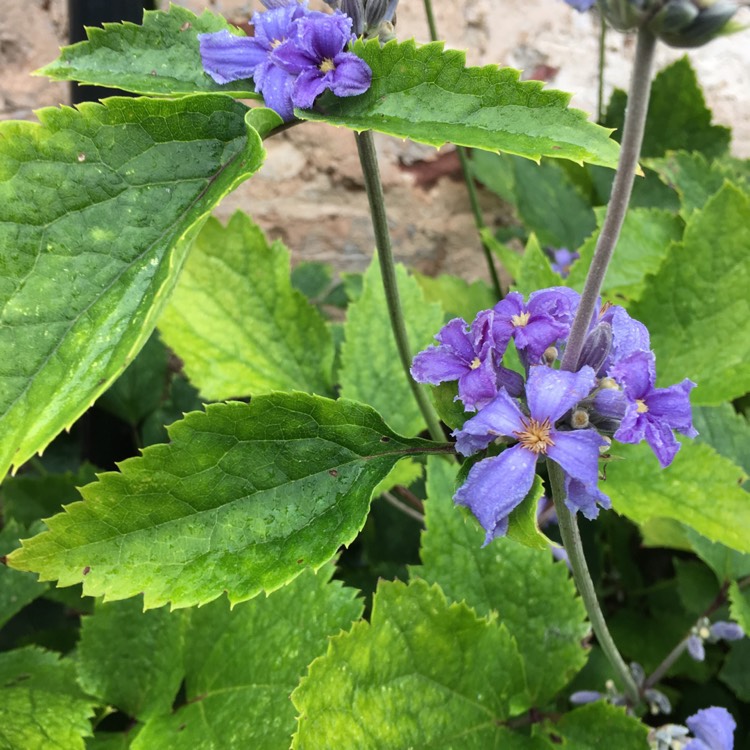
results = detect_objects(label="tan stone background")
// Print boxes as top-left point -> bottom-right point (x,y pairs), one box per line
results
2,1 -> 749,281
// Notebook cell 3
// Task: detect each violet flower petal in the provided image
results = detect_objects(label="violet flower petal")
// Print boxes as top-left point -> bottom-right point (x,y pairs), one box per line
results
256,63 -> 297,120
647,378 -> 698,437
685,706 -> 736,750
525,365 -> 597,424
453,388 -> 525,456
457,355 -> 500,411
687,634 -> 706,662
329,51 -> 373,96
564,476 -> 611,520
643,418 -> 682,468
709,621 -> 744,641
611,349 -> 656,398
198,31 -> 265,84
293,67 -> 333,108
547,429 -> 607,487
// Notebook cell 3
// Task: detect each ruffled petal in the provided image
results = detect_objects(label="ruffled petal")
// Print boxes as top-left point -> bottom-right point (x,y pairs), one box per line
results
513,315 -> 568,360
435,318 -> 474,361
528,286 -> 580,324
685,707 -> 736,750
457,356 -> 499,411
525,365 -> 597,423
601,304 -> 650,371
454,446 -> 538,545
272,36 -> 317,73
257,63 -> 297,120
453,389 -> 525,455
198,31 -> 266,84
614,407 -> 647,445
292,68 -> 330,109
547,429 -> 606,487
644,418 -> 682,468
254,3 -> 308,46
300,9 -> 352,59
563,475 -> 611,520
593,387 -> 627,420
329,52 -> 372,97
610,350 -> 656,398
646,378 -> 698,437
410,346 -> 468,385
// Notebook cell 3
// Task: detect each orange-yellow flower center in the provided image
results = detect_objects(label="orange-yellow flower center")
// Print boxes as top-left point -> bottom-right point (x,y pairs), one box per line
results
514,417 -> 555,455
636,399 -> 649,414
470,357 -> 481,370
511,311 -> 530,328
319,58 -> 336,73
271,38 -> 283,48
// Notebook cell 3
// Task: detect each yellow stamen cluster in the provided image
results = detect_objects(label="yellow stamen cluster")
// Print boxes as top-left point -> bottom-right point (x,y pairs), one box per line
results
470,357 -> 481,370
511,311 -> 531,328
514,417 -> 555,454
319,58 -> 336,73
636,399 -> 649,414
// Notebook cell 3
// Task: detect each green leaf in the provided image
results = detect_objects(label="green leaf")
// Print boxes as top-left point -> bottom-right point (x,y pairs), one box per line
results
291,579 -> 529,748
606,440 -> 750,553
565,208 -> 683,302
133,566 -> 362,749
339,257 -> 443,437
372,458 -> 423,497
513,234 -> 560,297
511,157 -> 596,249
8,394 -> 436,608
505,475 -> 549,551
97,333 -> 169,426
728,581 -> 750,632
36,6 -> 257,99
303,39 -> 620,168
628,184 -> 750,403
0,521 -> 49,629
412,457 -> 589,705
291,261 -> 334,302
414,272 -> 496,322
470,151 -> 516,204
684,528 -> 750,583
692,404 -> 750,489
536,702 -> 649,749
604,57 -> 730,159
77,598 -> 185,721
481,229 -> 522,280
0,95 -> 267,480
158,212 -> 334,400
0,647 -> 95,750
718,639 -> 750,701
87,733 -> 133,750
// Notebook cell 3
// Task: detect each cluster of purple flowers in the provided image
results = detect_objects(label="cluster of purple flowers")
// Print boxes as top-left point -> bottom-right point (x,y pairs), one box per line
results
649,706 -> 736,750
199,0 -> 372,121
411,287 -> 697,544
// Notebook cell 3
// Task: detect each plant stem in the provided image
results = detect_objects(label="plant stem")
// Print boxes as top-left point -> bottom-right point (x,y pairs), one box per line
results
644,637 -> 689,691
560,28 -> 656,374
421,0 -> 503,299
382,491 -> 425,524
354,130 -> 445,443
548,464 -> 641,704
549,28 -> 657,708
597,15 -> 607,124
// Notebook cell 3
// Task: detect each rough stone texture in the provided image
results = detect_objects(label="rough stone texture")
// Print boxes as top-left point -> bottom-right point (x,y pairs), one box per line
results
2,1 -> 749,281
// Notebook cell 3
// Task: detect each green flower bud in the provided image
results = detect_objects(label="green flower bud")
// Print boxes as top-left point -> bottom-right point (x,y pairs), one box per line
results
598,0 -> 652,31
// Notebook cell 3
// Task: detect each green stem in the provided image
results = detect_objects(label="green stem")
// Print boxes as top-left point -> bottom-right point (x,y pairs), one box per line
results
597,16 -> 607,123
549,28 -> 657,709
421,0 -> 503,299
354,130 -> 445,443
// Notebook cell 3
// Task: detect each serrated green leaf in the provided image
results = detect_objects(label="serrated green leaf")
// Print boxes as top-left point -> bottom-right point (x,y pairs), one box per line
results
8,394 -> 438,608
159,212 -> 334,400
372,457 -> 423,497
535,702 -> 649,749
684,528 -> 750,583
628,183 -> 750,403
302,39 -> 620,168
607,440 -> 750,553
0,521 -> 49,629
0,647 -> 95,750
718,639 -> 750,701
505,475 -> 549,551
692,404 -> 750,490
412,457 -> 588,705
133,565 -> 362,749
604,57 -> 730,160
728,581 -> 750,632
97,333 -> 169,426
470,151 -> 516,204
513,234 -> 560,297
414,272 -> 496,322
291,261 -> 334,302
0,95 -> 266,480
77,598 -> 185,721
86,733 -> 133,750
292,578 -> 529,748
37,5 -> 257,98
565,208 -> 683,302
481,229 -> 522,280
339,257 -> 443,437
511,157 -> 596,249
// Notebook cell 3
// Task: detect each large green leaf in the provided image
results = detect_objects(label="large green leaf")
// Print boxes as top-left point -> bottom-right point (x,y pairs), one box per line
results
413,457 -> 589,705
291,579 -> 530,748
339,257 -> 443,437
36,6 -> 257,99
0,647 -> 95,750
302,39 -> 620,168
8,394 -> 440,608
693,404 -> 750,490
77,598 -> 185,721
0,96 -> 269,480
158,212 -> 334,400
134,566 -> 362,749
607,441 -> 750,553
629,183 -> 750,403
513,234 -> 561,297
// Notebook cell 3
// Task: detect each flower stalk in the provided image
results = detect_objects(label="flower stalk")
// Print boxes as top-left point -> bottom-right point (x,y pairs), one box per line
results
354,130 -> 445,443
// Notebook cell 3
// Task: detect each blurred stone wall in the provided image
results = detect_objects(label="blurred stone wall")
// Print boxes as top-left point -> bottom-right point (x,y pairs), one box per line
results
2,0 -> 749,281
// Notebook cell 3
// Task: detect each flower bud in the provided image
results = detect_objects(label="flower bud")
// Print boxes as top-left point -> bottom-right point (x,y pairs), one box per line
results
543,345 -> 559,366
598,0 -> 652,31
571,408 -> 591,429
341,0 -> 365,35
577,322 -> 613,375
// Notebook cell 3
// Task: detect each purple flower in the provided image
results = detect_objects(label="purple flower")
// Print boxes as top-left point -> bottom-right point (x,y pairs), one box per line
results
687,634 -> 706,661
549,247 -> 579,278
273,11 -> 372,110
685,707 -> 736,750
492,288 -> 580,368
563,0 -> 597,10
199,2 -> 309,119
569,690 -> 604,704
611,350 -> 697,468
709,621 -> 745,642
454,365 -> 607,544
410,312 -> 502,412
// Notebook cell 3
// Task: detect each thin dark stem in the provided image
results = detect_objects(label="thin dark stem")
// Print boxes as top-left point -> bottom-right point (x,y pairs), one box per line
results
421,0 -> 503,299
354,130 -> 445,443
597,15 -> 607,124
382,491 -> 425,524
560,29 -> 656,374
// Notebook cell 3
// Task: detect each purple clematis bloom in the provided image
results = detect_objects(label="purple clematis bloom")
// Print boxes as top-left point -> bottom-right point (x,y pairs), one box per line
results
709,621 -> 745,642
273,10 -> 372,110
610,350 -> 697,468
492,288 -> 580,368
685,707 -> 736,750
550,247 -> 579,278
199,2 -> 309,119
410,312 -> 502,412
687,634 -> 706,662
454,365 -> 607,544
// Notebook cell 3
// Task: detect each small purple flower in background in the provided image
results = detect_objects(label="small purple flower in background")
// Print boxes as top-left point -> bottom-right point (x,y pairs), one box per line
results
273,11 -> 372,109
549,247 -> 580,278
562,0 -> 597,11
685,706 -> 736,750
492,287 -> 580,368
709,621 -> 744,642
687,619 -> 745,662
611,350 -> 697,467
454,365 -> 607,544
